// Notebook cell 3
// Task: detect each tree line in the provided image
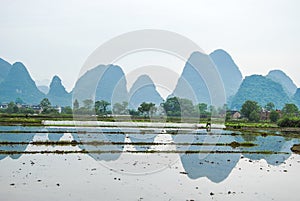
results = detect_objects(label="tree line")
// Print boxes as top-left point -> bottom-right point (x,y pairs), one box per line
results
1,97 -> 299,127
72,97 -> 220,119
239,100 -> 299,126
0,98 -> 72,115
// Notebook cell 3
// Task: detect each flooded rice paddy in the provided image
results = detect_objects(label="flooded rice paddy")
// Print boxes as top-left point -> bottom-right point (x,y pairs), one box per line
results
0,125 -> 300,201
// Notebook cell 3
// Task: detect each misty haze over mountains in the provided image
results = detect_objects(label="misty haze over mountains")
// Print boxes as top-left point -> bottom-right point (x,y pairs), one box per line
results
0,49 -> 299,110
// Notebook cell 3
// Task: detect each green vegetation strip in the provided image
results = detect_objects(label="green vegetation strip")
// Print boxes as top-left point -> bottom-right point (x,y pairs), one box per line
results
0,141 -> 256,147
225,122 -> 279,129
0,150 -> 289,155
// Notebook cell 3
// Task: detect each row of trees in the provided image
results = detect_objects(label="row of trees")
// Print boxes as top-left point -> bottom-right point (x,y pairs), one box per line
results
40,98 -> 72,114
0,98 -> 72,115
240,100 -> 299,123
72,97 -> 219,118
0,102 -> 35,114
2,97 -> 299,124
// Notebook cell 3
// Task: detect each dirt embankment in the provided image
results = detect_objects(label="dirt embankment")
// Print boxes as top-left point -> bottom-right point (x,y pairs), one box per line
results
291,144 -> 300,154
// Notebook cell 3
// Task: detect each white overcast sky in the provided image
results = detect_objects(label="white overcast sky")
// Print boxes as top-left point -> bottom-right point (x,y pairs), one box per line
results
0,0 -> 299,91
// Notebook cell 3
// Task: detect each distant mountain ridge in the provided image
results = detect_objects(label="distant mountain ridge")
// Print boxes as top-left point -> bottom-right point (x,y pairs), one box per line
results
0,62 -> 45,104
0,58 -> 12,83
231,75 -> 291,110
38,85 -> 49,94
293,89 -> 300,109
0,50 -> 298,109
172,50 -> 243,105
172,51 -> 214,104
36,79 -> 50,94
47,75 -> 71,106
209,49 -> 243,99
266,70 -> 297,97
128,75 -> 163,109
73,66 -> 163,109
72,64 -> 128,106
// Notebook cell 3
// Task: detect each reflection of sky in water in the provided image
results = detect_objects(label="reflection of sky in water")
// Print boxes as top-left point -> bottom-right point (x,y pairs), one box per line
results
1,152 -> 300,200
236,135 -> 299,166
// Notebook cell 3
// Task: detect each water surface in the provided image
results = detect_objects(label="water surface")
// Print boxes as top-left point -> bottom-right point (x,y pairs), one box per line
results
0,126 -> 299,201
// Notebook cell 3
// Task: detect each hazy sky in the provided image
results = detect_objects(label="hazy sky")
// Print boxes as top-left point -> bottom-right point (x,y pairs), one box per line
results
0,0 -> 299,91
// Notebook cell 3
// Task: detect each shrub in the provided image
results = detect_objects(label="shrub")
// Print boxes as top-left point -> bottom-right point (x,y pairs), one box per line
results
277,117 -> 300,127
249,111 -> 260,122
270,110 -> 280,123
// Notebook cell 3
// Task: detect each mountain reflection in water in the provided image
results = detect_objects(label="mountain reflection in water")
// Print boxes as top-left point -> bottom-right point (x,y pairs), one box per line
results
0,126 -> 299,184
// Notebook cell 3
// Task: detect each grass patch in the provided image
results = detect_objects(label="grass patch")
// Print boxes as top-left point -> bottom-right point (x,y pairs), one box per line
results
226,122 -> 278,129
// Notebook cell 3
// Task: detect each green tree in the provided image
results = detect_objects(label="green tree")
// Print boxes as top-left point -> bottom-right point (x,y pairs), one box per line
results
19,107 -> 34,114
217,104 -> 227,117
15,97 -> 24,105
265,102 -> 275,111
161,97 -> 181,117
83,99 -> 93,110
161,97 -> 198,117
6,102 -> 19,113
209,105 -> 218,116
226,111 -> 232,121
40,98 -> 59,114
95,100 -> 110,115
73,99 -> 79,110
270,110 -> 280,123
62,106 -> 73,114
113,101 -> 129,115
179,98 -> 195,117
282,103 -> 298,117
249,110 -> 260,122
198,103 -> 208,114
138,102 -> 156,117
241,100 -> 261,120
40,98 -> 52,114
40,98 -> 51,109
129,109 -> 139,116
197,103 -> 209,117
